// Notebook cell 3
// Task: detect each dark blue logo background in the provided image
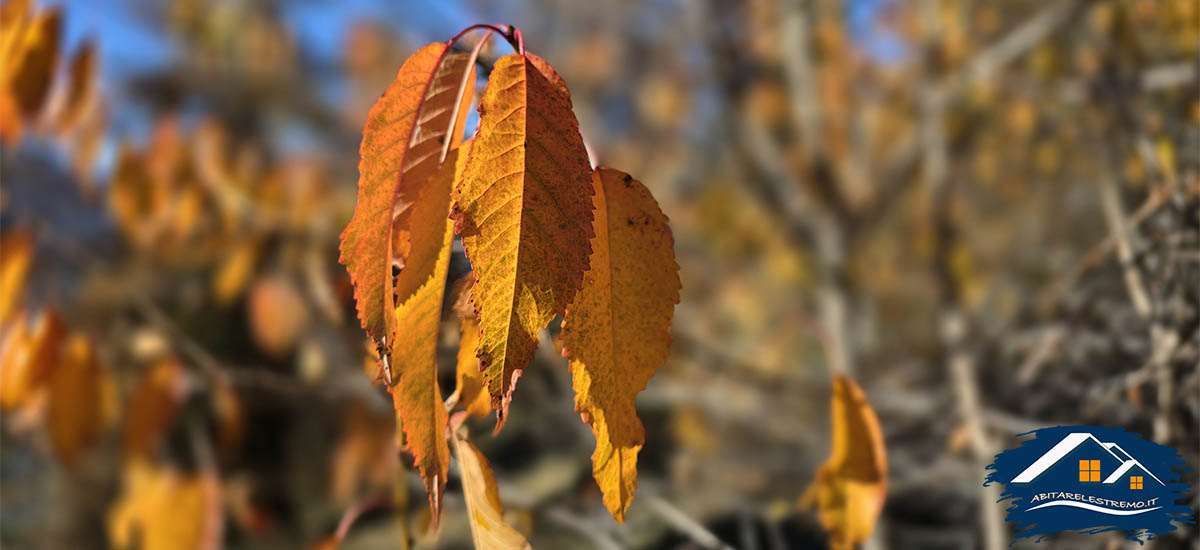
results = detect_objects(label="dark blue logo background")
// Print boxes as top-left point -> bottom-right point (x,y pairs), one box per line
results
985,426 -> 1193,544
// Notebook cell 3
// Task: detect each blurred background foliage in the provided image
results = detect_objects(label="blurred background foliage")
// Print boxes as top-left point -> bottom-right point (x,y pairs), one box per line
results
0,0 -> 1197,548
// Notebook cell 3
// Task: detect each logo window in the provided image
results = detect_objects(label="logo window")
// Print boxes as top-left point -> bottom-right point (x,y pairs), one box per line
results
1078,459 -> 1101,482
1130,476 -> 1143,490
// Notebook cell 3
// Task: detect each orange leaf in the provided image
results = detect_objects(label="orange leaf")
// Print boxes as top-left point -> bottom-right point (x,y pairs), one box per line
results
0,3 -> 58,143
107,141 -> 158,247
0,311 -> 31,409
55,38 -> 96,133
0,308 -> 62,410
330,401 -> 396,504
48,333 -> 103,466
338,41 -> 474,356
0,0 -> 31,60
121,358 -> 187,462
452,432 -> 532,550
0,0 -> 29,142
386,143 -> 468,526
0,227 -> 33,322
802,375 -> 888,550
451,52 -> 594,426
246,274 -> 310,357
211,374 -> 245,458
561,168 -> 680,521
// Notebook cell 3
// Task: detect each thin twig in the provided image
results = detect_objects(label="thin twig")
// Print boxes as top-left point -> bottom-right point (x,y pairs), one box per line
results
1036,190 -> 1168,315
940,0 -> 1081,102
644,495 -> 737,550
1016,326 -> 1064,386
334,491 -> 392,544
132,294 -> 310,398
1140,61 -> 1198,91
1098,174 -> 1153,318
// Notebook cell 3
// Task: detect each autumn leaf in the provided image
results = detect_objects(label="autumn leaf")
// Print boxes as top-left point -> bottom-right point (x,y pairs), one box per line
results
246,274 -> 310,357
108,461 -> 224,550
452,432 -> 532,550
108,142 -> 156,246
48,333 -> 103,465
450,274 -> 491,419
384,144 -> 466,525
210,373 -> 245,458
451,51 -> 594,425
0,311 -> 31,409
0,2 -> 59,143
0,308 -> 62,410
308,536 -> 341,550
0,0 -> 31,141
0,0 -> 30,59
212,236 -> 261,305
121,358 -> 187,462
362,338 -> 383,385
0,228 -> 33,322
802,375 -> 887,550
561,168 -> 680,521
55,38 -> 96,133
330,401 -> 397,504
338,41 -> 474,356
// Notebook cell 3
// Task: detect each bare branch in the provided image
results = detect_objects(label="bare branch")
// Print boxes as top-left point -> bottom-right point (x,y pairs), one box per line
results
644,495 -> 737,550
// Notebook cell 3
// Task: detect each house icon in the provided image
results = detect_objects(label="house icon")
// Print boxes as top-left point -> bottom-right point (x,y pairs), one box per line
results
1010,433 -> 1165,489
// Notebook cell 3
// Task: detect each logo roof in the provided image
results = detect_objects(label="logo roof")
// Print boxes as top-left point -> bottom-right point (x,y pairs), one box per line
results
1010,433 -> 1163,485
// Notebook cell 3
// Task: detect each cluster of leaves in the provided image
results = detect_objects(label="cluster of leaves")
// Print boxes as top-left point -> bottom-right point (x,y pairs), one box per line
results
1,0 -> 101,181
0,227 -> 235,550
338,24 -> 683,538
1,230 -> 106,466
0,3 -> 899,546
1,2 -> 348,546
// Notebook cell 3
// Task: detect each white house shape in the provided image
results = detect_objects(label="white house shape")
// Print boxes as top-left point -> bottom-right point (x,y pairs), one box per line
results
1103,458 -> 1164,485
1103,443 -> 1133,462
1011,433 -> 1164,485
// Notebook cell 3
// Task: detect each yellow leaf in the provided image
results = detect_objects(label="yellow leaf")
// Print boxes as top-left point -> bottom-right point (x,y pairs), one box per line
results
338,41 -> 474,351
452,432 -> 532,550
802,375 -> 887,550
450,273 -> 490,419
561,168 -> 680,521
0,228 -> 33,322
212,236 -> 260,305
108,461 -> 223,550
386,143 -> 468,526
48,333 -> 103,466
451,52 -> 594,426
